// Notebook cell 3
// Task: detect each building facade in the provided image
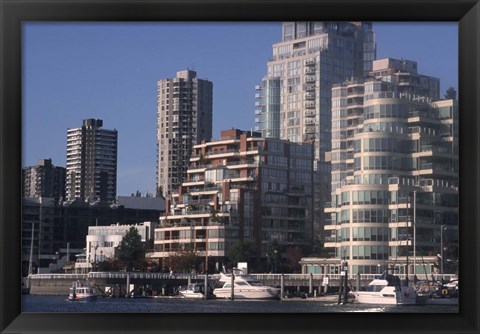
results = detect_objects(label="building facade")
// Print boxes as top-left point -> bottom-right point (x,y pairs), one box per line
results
86,222 -> 155,265
324,59 -> 458,275
22,197 -> 58,271
22,196 -> 164,274
156,69 -> 213,197
151,129 -> 313,272
65,119 -> 118,203
22,159 -> 66,201
255,22 -> 376,238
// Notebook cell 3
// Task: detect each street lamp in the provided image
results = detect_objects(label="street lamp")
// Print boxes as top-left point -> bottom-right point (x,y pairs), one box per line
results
273,250 -> 278,273
94,245 -> 98,272
412,191 -> 417,277
440,225 -> 447,281
377,263 -> 381,275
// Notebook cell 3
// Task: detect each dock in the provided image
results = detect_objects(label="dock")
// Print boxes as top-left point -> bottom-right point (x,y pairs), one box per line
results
26,271 -> 452,297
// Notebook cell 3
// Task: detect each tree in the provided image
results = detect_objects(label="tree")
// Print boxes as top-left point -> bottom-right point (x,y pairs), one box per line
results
169,249 -> 198,272
309,238 -> 331,258
97,258 -> 123,272
444,87 -> 457,100
266,240 -> 281,273
118,226 -> 145,271
144,239 -> 154,253
227,240 -> 254,267
285,246 -> 303,273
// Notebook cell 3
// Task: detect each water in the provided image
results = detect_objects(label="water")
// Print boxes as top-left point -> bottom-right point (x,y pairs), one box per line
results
22,295 -> 458,313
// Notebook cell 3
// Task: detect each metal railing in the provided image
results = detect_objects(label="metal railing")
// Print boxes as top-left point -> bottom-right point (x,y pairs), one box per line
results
29,273 -> 88,280
28,272 -> 457,284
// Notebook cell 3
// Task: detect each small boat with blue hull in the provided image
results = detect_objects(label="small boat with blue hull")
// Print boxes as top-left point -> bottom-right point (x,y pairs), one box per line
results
68,280 -> 97,301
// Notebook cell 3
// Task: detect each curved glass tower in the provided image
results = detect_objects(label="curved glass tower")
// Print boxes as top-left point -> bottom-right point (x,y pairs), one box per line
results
325,58 -> 458,276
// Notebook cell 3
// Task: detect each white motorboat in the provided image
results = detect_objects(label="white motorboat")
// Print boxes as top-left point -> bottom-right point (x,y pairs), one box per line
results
213,272 -> 280,300
68,280 -> 97,301
179,283 -> 208,299
352,273 -> 417,305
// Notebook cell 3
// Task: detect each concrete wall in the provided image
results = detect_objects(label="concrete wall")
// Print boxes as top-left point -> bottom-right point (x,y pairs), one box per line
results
29,277 -> 80,295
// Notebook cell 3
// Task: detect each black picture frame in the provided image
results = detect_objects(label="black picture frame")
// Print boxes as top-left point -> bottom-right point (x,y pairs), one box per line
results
1,0 -> 478,333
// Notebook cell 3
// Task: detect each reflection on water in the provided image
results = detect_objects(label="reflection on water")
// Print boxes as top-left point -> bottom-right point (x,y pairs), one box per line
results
22,295 -> 459,314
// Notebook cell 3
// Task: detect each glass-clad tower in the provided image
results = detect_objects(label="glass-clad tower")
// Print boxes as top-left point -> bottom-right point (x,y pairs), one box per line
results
255,22 -> 376,238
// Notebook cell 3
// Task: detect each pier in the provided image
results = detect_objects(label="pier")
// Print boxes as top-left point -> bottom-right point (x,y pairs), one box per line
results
27,272 -> 454,297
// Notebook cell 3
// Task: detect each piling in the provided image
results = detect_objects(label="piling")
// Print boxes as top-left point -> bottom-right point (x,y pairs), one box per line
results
338,276 -> 344,304
230,274 -> 235,301
342,269 -> 349,304
204,274 -> 208,300
308,273 -> 313,296
356,273 -> 361,292
125,273 -> 130,298
280,274 -> 284,301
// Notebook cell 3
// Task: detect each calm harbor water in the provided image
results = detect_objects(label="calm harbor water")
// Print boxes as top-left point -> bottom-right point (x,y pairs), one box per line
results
22,295 -> 458,313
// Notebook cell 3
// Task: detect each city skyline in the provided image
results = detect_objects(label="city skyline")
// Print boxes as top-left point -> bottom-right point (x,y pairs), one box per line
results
23,22 -> 458,196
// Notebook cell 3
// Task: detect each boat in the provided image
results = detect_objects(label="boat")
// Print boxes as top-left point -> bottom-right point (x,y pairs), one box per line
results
425,280 -> 459,305
68,280 -> 97,301
213,272 -> 280,300
352,273 -> 417,305
179,283 -> 210,299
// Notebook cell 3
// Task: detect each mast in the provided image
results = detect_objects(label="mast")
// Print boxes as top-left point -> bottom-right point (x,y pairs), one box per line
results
28,222 -> 35,275
413,191 -> 416,277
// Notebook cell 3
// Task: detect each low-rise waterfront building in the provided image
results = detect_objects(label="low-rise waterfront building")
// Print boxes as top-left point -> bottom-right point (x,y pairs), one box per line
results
151,128 -> 313,272
86,222 -> 156,266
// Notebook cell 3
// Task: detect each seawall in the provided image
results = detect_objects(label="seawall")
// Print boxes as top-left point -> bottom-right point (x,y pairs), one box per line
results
28,274 -> 86,295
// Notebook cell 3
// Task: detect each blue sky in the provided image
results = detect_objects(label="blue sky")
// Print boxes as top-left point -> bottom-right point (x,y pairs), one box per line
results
22,22 -> 458,196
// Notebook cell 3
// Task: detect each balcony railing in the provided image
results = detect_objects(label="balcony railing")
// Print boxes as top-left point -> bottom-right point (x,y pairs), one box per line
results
206,149 -> 239,156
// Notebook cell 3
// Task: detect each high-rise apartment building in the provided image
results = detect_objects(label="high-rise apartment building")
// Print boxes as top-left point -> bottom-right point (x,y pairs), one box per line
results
255,22 -> 376,238
22,159 -> 66,201
156,70 -> 213,198
66,119 -> 118,203
152,129 -> 313,272
323,58 -> 458,275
